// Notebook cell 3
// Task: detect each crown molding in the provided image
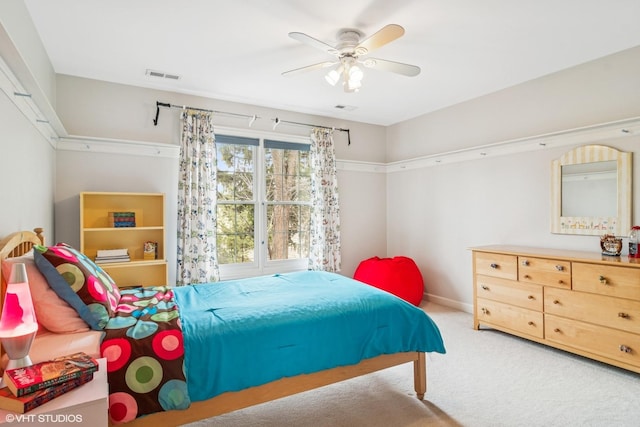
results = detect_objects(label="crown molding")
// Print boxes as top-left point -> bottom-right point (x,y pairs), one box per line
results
56,135 -> 180,158
55,114 -> 640,172
386,116 -> 640,173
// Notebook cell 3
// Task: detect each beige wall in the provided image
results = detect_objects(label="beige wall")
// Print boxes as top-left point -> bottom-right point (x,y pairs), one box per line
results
387,45 -> 640,162
0,92 -> 55,241
0,1 -> 55,242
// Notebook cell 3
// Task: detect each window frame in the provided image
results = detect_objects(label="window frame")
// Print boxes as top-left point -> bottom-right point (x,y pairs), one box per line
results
215,126 -> 311,280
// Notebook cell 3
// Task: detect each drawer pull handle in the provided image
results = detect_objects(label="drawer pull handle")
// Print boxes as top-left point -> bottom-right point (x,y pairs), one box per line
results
481,307 -> 489,315
527,295 -> 535,300
558,280 -> 565,285
521,260 -> 530,266
524,274 -> 531,279
490,263 -> 499,269
599,276 -> 608,285
618,312 -> 630,319
555,265 -> 564,271
527,321 -> 535,326
619,345 -> 632,354
554,328 -> 561,333
553,300 -> 560,305
481,285 -> 489,291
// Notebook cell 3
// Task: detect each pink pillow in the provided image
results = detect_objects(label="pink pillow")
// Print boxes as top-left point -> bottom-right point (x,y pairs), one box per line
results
1,254 -> 90,333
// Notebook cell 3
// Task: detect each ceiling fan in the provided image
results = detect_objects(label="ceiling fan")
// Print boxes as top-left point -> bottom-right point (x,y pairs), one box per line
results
282,24 -> 420,93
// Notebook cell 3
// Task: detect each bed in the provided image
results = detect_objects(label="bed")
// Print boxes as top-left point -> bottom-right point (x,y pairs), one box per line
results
0,228 -> 446,426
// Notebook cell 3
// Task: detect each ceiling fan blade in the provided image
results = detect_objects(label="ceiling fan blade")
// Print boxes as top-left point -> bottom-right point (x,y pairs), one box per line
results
363,58 -> 421,77
289,32 -> 339,55
355,24 -> 405,54
282,61 -> 337,77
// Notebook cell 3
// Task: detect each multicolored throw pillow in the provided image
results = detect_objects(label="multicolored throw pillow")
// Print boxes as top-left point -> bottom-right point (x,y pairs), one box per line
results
33,243 -> 121,329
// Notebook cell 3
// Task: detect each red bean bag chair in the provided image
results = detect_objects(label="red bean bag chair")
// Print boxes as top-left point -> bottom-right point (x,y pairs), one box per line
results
353,256 -> 424,306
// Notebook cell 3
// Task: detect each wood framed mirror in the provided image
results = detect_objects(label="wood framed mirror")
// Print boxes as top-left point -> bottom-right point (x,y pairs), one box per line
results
551,144 -> 632,236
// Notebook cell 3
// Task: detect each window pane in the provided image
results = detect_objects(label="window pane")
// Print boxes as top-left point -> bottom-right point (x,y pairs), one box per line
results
266,148 -> 310,203
266,204 -> 310,261
234,172 -> 253,200
217,171 -> 234,201
217,144 -> 254,201
217,204 -> 254,264
297,176 -> 311,200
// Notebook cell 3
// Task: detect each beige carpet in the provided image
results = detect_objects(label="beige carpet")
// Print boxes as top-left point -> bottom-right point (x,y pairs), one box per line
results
184,302 -> 640,427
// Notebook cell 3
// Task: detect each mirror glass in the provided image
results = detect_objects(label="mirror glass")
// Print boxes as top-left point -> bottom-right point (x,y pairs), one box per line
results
551,145 -> 632,236
561,161 -> 617,217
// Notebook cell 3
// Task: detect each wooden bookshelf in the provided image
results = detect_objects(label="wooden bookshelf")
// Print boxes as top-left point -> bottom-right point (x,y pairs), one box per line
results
80,192 -> 167,288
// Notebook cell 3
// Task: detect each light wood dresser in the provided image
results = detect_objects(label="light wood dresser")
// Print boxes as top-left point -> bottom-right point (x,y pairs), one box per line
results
471,245 -> 640,373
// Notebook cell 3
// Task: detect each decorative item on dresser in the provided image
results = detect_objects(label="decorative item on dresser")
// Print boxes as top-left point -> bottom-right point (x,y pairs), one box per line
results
472,245 -> 640,374
600,234 -> 623,256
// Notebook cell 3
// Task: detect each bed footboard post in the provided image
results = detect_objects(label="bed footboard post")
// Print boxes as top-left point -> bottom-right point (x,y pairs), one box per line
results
413,352 -> 426,400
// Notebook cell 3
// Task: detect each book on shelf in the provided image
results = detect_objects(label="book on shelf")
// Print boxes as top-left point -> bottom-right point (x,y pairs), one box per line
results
95,258 -> 130,264
108,212 -> 136,228
95,255 -> 130,264
96,248 -> 129,258
2,352 -> 99,397
95,248 -> 130,264
0,372 -> 94,413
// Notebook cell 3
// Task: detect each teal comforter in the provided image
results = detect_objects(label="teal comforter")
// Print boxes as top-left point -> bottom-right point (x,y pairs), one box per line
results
173,271 -> 445,402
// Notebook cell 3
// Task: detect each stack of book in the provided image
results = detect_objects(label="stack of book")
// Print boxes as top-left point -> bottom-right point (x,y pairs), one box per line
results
94,248 -> 130,264
109,212 -> 136,228
0,352 -> 99,414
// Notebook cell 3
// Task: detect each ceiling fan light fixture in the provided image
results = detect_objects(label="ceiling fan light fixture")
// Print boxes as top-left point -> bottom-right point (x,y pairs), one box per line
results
285,24 -> 419,93
344,79 -> 362,92
348,65 -> 363,82
325,66 -> 343,86
342,62 -> 363,92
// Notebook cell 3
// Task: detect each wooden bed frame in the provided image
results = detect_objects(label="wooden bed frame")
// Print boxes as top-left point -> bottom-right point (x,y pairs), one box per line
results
0,228 -> 428,426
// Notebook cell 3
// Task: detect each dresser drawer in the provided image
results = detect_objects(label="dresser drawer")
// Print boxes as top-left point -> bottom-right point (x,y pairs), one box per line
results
476,275 -> 542,311
545,314 -> 640,368
573,262 -> 640,301
474,252 -> 517,280
544,287 -> 640,335
476,298 -> 543,338
518,256 -> 571,289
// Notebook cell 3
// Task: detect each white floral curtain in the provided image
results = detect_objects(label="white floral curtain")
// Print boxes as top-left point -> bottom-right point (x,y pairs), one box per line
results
308,128 -> 341,272
176,110 -> 219,285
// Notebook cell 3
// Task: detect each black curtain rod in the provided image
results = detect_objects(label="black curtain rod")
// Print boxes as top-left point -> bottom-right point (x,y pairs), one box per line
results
153,101 -> 258,126
153,101 -> 351,145
272,117 -> 351,145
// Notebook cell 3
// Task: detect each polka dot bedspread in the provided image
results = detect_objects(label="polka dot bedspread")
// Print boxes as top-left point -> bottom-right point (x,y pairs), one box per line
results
100,286 -> 189,424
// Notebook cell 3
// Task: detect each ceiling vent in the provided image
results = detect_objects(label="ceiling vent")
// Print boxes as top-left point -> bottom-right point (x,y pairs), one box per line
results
334,104 -> 357,111
145,69 -> 181,80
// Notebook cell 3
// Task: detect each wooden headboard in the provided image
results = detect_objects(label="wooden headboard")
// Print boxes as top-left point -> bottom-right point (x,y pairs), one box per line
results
0,228 -> 44,260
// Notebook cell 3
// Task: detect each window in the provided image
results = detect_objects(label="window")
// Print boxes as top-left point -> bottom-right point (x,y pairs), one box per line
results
216,131 -> 311,278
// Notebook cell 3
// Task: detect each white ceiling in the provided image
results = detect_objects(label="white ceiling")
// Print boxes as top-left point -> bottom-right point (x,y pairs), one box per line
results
23,0 -> 640,126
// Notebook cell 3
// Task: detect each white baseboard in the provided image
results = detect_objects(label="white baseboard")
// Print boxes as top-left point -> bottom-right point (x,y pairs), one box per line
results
424,293 -> 473,314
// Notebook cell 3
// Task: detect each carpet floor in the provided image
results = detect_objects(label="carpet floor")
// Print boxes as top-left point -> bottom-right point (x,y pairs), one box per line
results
184,302 -> 640,427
